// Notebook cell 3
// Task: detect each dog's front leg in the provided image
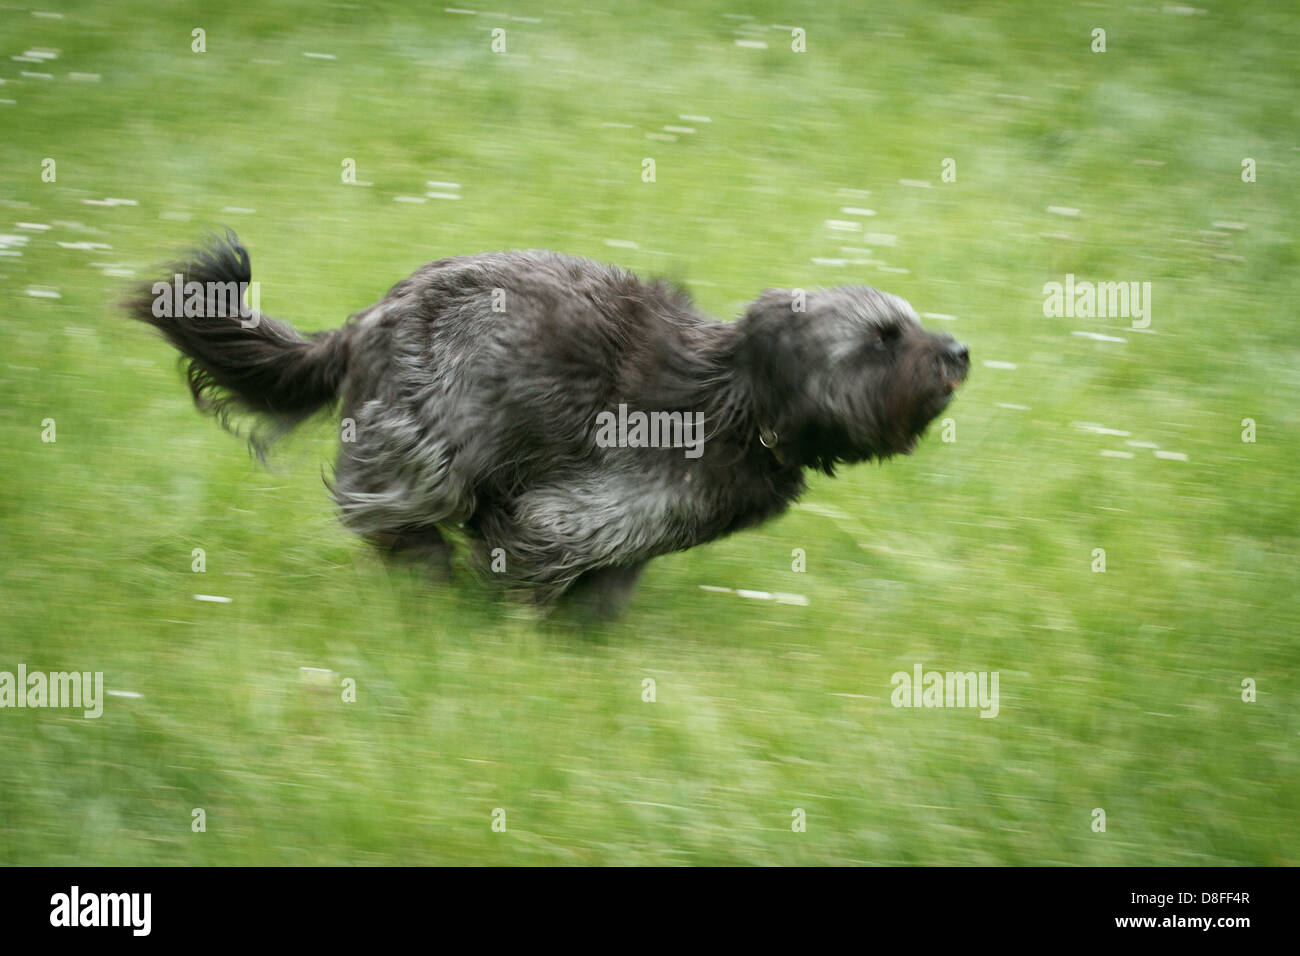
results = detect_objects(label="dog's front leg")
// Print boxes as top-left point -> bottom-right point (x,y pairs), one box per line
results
365,525 -> 454,581
557,562 -> 647,620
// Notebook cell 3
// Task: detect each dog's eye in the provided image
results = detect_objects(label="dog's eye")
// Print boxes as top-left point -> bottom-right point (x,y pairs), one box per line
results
878,323 -> 902,345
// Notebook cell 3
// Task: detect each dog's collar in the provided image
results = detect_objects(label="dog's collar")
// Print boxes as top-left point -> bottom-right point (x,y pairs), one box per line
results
759,425 -> 792,466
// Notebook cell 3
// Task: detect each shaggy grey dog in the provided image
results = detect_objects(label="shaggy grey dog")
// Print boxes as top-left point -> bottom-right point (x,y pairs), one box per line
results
130,232 -> 968,614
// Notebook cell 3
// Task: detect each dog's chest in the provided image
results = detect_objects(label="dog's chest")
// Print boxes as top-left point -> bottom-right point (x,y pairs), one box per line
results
511,452 -> 793,566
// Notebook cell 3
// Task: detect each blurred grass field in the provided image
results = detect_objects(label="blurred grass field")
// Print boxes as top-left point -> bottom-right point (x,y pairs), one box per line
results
1,0 -> 1297,865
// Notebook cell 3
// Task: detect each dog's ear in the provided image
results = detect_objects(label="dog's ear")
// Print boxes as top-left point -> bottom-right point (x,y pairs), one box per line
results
738,289 -> 821,442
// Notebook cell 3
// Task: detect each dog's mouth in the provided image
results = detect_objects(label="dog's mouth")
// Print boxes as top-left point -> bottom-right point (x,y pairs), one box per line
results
935,376 -> 962,410
893,360 -> 968,455
935,349 -> 970,405
932,370 -> 966,411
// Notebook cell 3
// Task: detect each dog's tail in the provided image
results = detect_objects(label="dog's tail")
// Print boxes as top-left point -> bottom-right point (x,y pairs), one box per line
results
126,230 -> 349,451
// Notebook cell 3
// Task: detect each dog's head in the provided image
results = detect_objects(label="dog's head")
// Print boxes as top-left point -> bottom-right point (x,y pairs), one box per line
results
738,286 -> 969,472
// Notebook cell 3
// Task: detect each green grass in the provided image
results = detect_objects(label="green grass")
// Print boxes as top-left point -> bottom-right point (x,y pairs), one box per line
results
1,0 -> 1297,865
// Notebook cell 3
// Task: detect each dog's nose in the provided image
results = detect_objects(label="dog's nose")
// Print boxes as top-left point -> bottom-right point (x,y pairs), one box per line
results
946,341 -> 970,365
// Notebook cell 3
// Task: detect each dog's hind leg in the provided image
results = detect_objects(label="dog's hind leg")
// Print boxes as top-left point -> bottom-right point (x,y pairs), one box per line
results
365,525 -> 454,580
557,562 -> 647,620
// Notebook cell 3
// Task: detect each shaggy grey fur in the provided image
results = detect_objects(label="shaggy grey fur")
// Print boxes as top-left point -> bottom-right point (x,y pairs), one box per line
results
129,231 -> 969,614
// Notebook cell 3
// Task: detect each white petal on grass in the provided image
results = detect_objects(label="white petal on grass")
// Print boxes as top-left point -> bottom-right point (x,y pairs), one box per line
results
679,114 -> 711,123
1133,158 -> 1166,167
1074,422 -> 1130,436
825,219 -> 861,232
795,501 -> 855,523
899,178 -> 932,188
394,195 -> 427,203
299,666 -> 337,688
107,690 -> 143,699
26,288 -> 61,298
811,258 -> 850,266
604,238 -> 638,249
69,72 -> 100,82
21,72 -> 54,79
1154,450 -> 1189,461
735,39 -> 769,49
1101,450 -> 1135,459
221,205 -> 255,214
996,403 -> 1030,410
425,192 -> 461,200
698,585 -> 807,605
1126,440 -> 1159,449
1072,330 -> 1127,343
426,180 -> 460,189
662,125 -> 695,134
193,594 -> 233,603
923,312 -> 958,321
445,7 -> 478,13
23,49 -> 59,60
645,132 -> 677,142
1047,205 -> 1080,217
1213,221 -> 1246,231
983,360 -> 1017,370
16,222 -> 51,230
878,265 -> 910,274
840,206 -> 876,216
303,52 -> 337,60
838,188 -> 871,198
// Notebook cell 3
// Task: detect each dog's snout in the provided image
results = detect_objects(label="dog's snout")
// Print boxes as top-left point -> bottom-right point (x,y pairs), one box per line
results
934,336 -> 969,394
